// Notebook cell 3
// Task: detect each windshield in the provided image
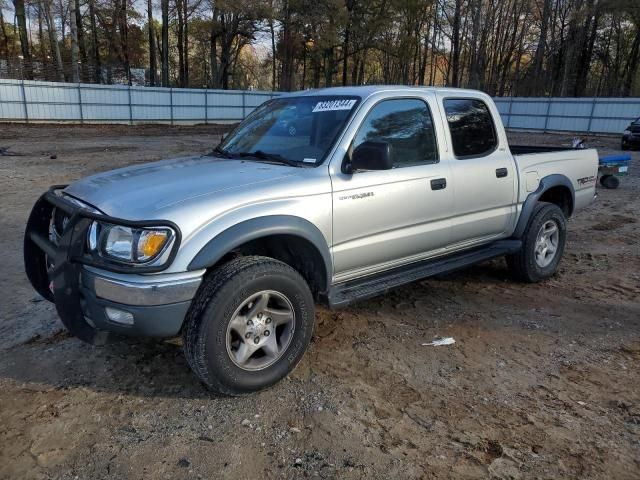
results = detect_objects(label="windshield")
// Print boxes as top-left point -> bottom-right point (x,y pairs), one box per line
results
218,95 -> 360,166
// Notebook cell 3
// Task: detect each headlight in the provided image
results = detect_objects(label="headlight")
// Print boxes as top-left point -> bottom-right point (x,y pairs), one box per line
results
624,129 -> 631,135
88,222 -> 173,264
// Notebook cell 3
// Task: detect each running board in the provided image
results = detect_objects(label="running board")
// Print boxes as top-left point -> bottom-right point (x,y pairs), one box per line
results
326,239 -> 522,308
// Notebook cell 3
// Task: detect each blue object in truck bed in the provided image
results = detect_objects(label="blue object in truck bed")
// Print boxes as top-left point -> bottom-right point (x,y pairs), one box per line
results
599,154 -> 631,165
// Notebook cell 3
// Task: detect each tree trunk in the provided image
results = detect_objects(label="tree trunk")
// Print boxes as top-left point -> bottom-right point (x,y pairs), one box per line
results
42,0 -> 64,81
13,0 -> 34,79
161,0 -> 169,86
176,0 -> 185,86
528,0 -> 550,95
0,8 -> 9,65
120,0 -> 131,84
342,0 -> 353,86
36,4 -> 47,74
468,0 -> 482,89
210,27 -> 218,88
183,0 -> 189,87
75,0 -> 89,81
147,0 -> 156,85
269,19 -> 276,89
622,23 -> 640,96
280,2 -> 295,91
88,0 -> 101,82
325,48 -> 335,87
70,0 -> 80,82
450,0 -> 462,87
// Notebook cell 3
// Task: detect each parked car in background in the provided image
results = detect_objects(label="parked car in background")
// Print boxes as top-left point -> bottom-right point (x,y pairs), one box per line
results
622,117 -> 640,150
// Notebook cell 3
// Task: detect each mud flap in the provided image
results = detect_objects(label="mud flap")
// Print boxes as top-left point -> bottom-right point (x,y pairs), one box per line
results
24,193 -> 114,345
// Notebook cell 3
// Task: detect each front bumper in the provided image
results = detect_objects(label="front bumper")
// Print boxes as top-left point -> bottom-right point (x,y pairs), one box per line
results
24,186 -> 200,343
79,268 -> 202,337
622,134 -> 640,146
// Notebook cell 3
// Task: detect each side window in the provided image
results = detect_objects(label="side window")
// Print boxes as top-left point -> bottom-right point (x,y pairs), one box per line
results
443,98 -> 497,158
352,98 -> 438,167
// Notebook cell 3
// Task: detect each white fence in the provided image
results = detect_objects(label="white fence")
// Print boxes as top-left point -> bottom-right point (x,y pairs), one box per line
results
1,79 -> 639,133
493,97 -> 640,134
0,79 -> 280,124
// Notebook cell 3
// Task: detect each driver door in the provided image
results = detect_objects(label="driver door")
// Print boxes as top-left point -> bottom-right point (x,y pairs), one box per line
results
330,95 -> 453,282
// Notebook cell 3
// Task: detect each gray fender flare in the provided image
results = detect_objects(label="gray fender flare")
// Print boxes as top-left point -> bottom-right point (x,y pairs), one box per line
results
187,215 -> 332,290
513,174 -> 575,238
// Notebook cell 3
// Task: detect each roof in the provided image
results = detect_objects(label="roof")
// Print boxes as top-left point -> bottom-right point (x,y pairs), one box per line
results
289,85 -> 484,99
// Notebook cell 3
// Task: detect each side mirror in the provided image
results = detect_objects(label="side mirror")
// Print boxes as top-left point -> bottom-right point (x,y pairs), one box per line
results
349,141 -> 393,172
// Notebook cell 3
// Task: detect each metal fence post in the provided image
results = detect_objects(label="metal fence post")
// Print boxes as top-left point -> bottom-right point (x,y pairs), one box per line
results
128,85 -> 133,125
506,97 -> 513,128
242,91 -> 246,119
77,83 -> 84,125
586,97 -> 597,133
20,79 -> 29,123
543,97 -> 552,132
204,89 -> 208,125
170,87 -> 174,126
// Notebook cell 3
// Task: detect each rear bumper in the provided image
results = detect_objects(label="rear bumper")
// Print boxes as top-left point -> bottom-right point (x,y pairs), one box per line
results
24,187 -> 199,342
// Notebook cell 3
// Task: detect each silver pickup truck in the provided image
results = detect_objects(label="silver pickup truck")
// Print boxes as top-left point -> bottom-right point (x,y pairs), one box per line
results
25,86 -> 598,394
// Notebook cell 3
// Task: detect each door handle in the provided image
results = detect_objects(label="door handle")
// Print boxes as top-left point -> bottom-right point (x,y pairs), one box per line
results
430,178 -> 447,190
496,168 -> 508,178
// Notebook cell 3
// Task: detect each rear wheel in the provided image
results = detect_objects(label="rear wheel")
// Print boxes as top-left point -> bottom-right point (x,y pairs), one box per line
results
182,256 -> 315,395
507,202 -> 566,282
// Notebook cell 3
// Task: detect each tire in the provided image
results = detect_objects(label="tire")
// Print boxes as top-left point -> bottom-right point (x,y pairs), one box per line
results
182,255 -> 315,396
600,175 -> 620,189
507,202 -> 567,283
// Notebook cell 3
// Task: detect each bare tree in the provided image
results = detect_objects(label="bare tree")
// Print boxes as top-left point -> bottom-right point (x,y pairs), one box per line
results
13,0 -> 34,78
42,0 -> 64,81
70,0 -> 80,82
148,0 -> 157,85
161,0 -> 169,86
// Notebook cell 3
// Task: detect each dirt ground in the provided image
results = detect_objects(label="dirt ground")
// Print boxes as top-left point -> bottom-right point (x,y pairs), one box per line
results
0,124 -> 638,480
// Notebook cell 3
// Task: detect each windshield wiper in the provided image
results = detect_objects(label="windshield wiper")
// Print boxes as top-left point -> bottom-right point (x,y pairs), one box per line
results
210,145 -> 232,158
232,150 -> 302,167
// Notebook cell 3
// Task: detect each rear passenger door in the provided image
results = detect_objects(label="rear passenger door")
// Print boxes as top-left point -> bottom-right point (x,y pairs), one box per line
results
437,94 -> 517,247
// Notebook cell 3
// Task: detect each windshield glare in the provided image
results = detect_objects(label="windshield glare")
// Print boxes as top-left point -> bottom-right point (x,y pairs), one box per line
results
220,96 -> 360,165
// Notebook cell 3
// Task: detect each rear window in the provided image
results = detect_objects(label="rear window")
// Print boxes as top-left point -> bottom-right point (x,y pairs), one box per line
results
444,98 -> 497,158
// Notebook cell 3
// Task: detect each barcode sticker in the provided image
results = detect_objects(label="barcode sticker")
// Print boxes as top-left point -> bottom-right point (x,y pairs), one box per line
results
312,99 -> 357,113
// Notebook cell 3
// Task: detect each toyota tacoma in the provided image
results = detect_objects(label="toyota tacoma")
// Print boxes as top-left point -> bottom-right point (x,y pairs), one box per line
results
24,86 -> 599,395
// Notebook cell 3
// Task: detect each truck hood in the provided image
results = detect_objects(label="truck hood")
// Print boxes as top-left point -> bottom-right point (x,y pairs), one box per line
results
64,155 -> 301,218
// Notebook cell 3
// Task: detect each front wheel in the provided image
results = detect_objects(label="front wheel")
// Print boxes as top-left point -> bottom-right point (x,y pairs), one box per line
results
182,256 -> 315,395
507,202 -> 567,283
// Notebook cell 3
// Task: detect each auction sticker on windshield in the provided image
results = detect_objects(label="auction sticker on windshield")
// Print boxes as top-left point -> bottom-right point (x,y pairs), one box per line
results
312,99 -> 357,113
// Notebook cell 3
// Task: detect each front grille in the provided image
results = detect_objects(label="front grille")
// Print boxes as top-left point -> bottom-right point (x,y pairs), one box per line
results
52,208 -> 69,237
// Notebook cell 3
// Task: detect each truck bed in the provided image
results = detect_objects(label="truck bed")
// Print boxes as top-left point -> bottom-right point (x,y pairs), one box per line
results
511,145 -> 599,214
510,145 -> 579,155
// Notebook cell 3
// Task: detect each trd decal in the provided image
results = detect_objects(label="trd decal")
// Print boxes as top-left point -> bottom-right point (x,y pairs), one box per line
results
577,175 -> 596,186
